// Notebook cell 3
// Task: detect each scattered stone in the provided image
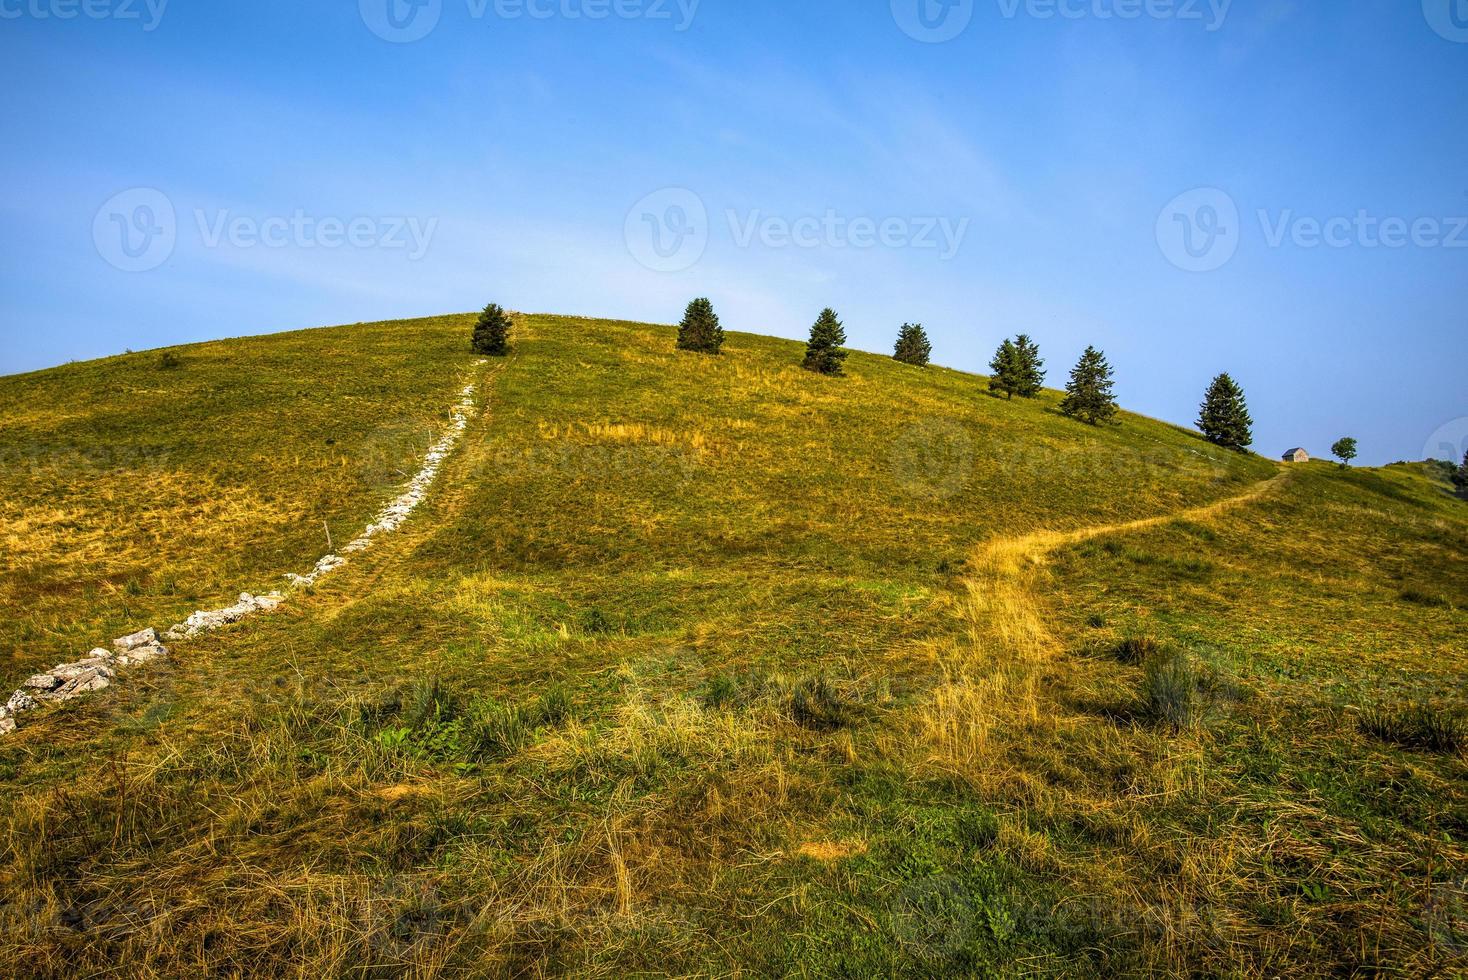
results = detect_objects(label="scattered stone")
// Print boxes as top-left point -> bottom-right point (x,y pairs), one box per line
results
6,691 -> 39,714
23,673 -> 61,692
113,627 -> 160,653
45,659 -> 116,698
165,591 -> 286,640
116,643 -> 168,667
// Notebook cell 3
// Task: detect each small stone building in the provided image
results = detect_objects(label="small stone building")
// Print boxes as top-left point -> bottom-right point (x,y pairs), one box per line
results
1282,448 -> 1310,463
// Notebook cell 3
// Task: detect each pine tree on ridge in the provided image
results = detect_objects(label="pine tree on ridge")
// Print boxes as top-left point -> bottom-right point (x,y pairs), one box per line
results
988,338 -> 1022,400
893,323 -> 932,367
471,303 -> 512,356
1060,346 -> 1118,425
1197,373 -> 1254,451
803,308 -> 848,376
676,297 -> 725,355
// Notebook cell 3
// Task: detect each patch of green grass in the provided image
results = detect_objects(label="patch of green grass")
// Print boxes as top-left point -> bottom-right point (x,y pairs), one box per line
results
0,314 -> 483,676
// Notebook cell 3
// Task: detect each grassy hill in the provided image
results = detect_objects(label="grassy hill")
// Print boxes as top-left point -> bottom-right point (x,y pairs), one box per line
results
0,314 -> 1463,977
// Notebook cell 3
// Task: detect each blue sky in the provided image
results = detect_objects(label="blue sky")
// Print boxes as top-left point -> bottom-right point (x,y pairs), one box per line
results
2,0 -> 1465,465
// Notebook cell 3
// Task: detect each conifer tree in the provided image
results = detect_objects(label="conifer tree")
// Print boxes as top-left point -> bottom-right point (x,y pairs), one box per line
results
471,303 -> 512,356
893,323 -> 932,367
1060,346 -> 1118,425
803,308 -> 848,375
1197,373 -> 1254,451
1013,334 -> 1047,398
676,297 -> 725,354
1331,437 -> 1358,468
988,338 -> 1022,400
1454,450 -> 1468,494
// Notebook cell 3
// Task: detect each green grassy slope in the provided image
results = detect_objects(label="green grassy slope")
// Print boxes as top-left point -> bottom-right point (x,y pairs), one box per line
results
0,316 -> 475,675
0,314 -> 1462,977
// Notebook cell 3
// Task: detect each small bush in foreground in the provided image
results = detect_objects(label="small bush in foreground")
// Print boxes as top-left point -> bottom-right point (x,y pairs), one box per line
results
1359,705 -> 1465,754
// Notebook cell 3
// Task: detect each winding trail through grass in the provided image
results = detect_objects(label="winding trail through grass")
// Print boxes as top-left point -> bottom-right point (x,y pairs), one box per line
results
963,467 -> 1292,664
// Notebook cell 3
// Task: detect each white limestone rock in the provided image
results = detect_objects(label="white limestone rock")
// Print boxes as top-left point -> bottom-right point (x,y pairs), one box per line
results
113,627 -> 160,653
166,591 -> 286,639
115,643 -> 169,667
6,691 -> 38,714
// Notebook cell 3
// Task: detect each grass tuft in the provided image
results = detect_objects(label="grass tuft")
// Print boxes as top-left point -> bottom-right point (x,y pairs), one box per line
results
1116,635 -> 1160,665
1141,648 -> 1201,730
1359,705 -> 1465,754
1399,589 -> 1453,609
787,674 -> 857,731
